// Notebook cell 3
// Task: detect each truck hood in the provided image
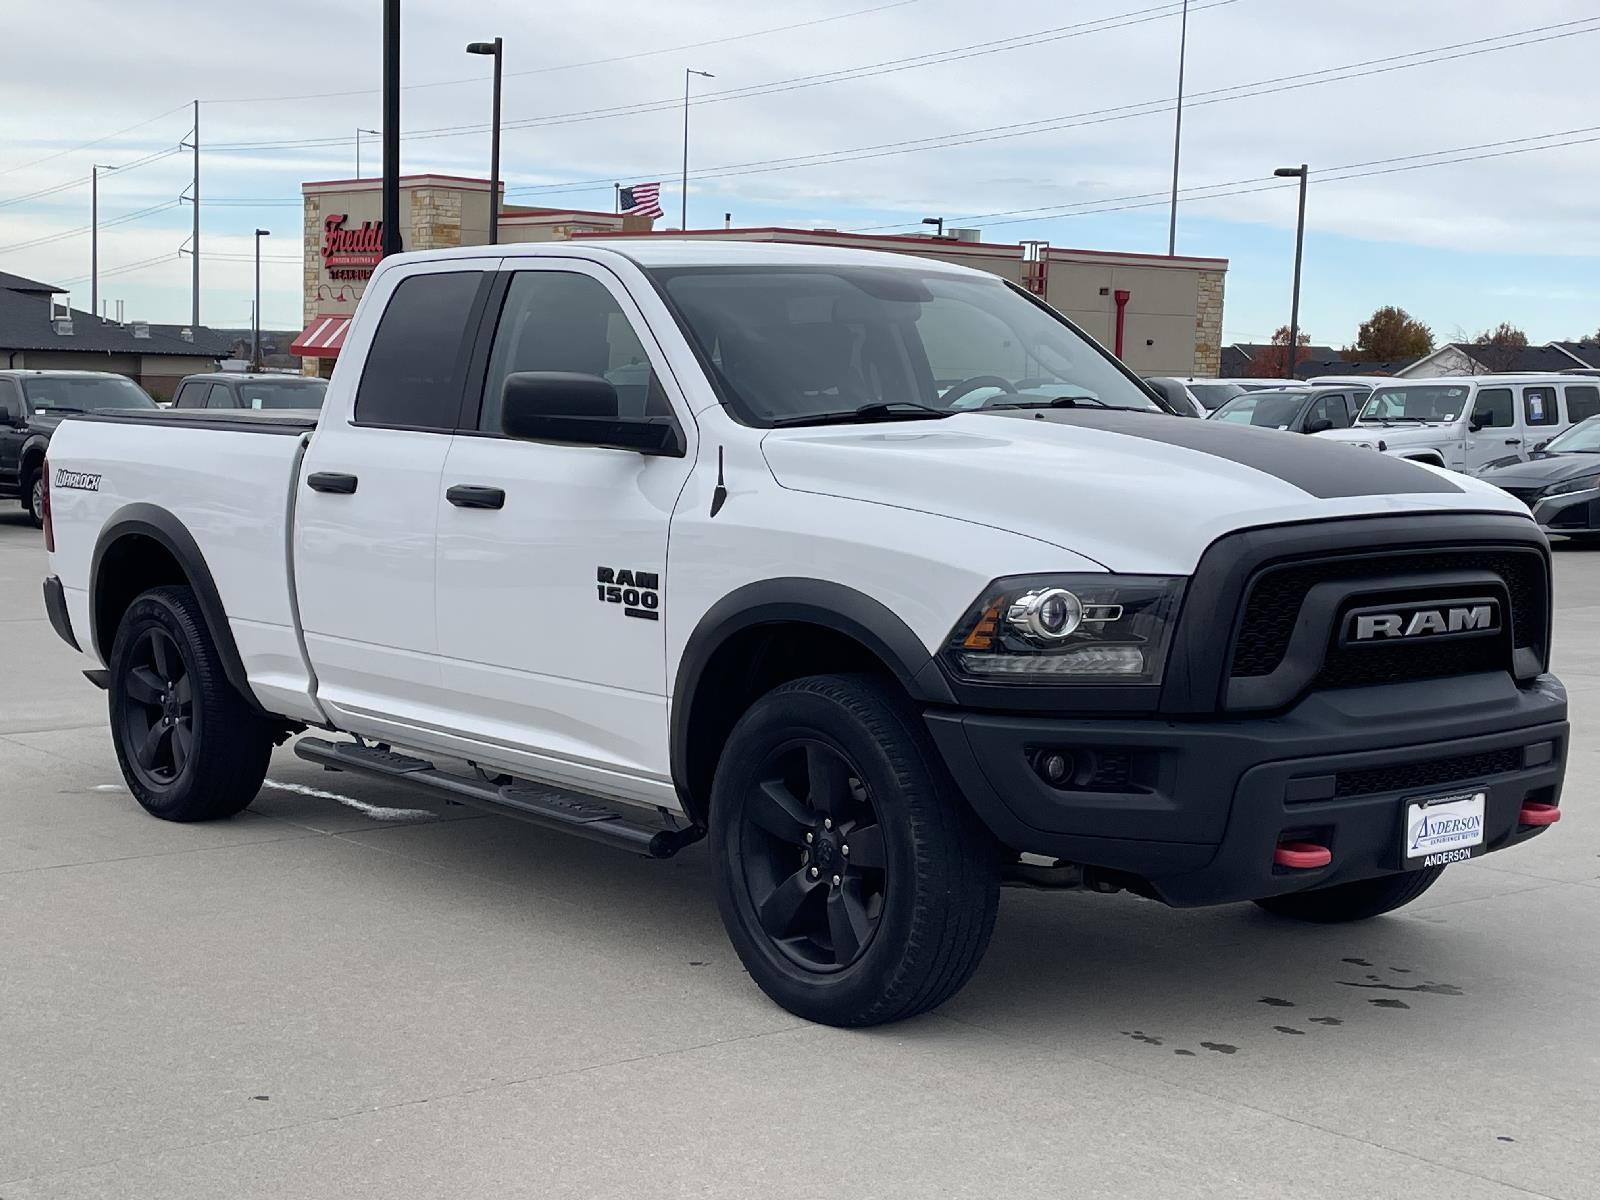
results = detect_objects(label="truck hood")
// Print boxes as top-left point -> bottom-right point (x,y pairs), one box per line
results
1315,423 -> 1457,449
761,409 -> 1526,574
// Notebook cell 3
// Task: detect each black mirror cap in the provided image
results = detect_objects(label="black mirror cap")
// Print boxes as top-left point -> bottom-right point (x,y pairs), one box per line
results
1303,417 -> 1333,434
501,371 -> 683,456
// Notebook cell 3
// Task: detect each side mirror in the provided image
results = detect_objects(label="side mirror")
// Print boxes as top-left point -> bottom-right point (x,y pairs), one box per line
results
1467,417 -> 1484,433
500,372 -> 681,457
1303,417 -> 1333,435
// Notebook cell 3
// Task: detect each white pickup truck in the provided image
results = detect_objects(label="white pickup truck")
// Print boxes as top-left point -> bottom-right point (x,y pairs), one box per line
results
40,240 -> 1568,1026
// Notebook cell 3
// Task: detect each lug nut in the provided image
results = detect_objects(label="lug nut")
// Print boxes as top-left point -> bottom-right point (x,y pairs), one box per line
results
809,867 -> 819,878
831,874 -> 841,886
841,844 -> 849,856
824,819 -> 833,830
805,831 -> 813,843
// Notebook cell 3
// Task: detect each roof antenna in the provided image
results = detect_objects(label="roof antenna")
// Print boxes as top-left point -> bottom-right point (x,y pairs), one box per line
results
710,446 -> 728,517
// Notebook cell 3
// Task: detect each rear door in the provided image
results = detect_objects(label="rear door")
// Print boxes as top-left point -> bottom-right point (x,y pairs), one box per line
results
295,261 -> 497,730
0,380 -> 25,490
430,260 -> 695,800
1522,383 -> 1561,451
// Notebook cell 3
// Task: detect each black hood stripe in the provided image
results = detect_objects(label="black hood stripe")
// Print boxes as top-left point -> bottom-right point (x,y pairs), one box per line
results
982,409 -> 1462,498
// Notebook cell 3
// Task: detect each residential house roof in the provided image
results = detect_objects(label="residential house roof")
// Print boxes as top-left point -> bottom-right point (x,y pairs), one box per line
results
0,273 -> 228,359
0,270 -> 63,295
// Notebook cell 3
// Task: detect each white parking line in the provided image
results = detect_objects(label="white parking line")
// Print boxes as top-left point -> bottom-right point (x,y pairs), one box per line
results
261,779 -> 439,822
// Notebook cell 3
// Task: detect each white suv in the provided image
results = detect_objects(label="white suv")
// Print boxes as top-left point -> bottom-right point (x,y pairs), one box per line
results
1317,374 -> 1600,473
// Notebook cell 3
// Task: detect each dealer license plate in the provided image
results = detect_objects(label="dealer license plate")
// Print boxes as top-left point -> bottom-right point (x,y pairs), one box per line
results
1404,791 -> 1486,866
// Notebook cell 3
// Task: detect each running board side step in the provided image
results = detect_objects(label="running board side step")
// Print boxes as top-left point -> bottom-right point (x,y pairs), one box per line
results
293,737 -> 704,859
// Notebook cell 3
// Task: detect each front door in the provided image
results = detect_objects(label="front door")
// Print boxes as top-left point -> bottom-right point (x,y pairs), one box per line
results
433,261 -> 695,806
295,260 -> 497,731
1464,386 -> 1517,470
0,380 -> 25,493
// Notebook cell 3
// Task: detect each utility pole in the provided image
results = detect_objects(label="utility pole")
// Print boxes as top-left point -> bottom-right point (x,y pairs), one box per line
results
91,163 -> 112,320
381,0 -> 401,257
191,101 -> 199,332
1167,0 -> 1188,256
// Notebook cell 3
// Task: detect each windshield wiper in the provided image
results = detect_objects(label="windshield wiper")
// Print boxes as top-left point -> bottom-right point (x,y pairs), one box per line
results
35,405 -> 86,414
986,395 -> 1111,410
1359,415 -> 1428,424
768,401 -> 952,428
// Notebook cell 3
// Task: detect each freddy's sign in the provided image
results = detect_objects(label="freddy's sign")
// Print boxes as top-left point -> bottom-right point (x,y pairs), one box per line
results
322,214 -> 383,279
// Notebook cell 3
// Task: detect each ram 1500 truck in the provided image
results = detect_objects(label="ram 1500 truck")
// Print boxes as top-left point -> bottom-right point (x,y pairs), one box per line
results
40,241 -> 1568,1027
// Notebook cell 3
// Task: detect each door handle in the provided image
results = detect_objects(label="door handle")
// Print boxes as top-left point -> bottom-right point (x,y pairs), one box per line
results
1505,439 -> 1520,446
307,472 -> 358,494
446,484 -> 506,510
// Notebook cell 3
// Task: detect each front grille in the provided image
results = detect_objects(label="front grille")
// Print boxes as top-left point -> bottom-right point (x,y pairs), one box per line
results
1332,746 -> 1524,798
1230,548 -> 1545,682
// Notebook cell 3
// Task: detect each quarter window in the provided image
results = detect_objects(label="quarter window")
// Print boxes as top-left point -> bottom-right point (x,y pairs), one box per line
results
479,270 -> 670,434
204,384 -> 235,409
1523,386 -> 1558,426
354,271 -> 484,429
1471,388 -> 1514,429
1563,385 -> 1600,423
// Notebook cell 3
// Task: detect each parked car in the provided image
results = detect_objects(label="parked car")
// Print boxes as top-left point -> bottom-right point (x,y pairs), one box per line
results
1305,374 -> 1387,389
1208,386 -> 1368,435
1212,377 -> 1301,392
171,372 -> 328,411
1144,377 -> 1245,413
1479,415 -> 1600,540
40,241 -> 1567,1027
1141,376 -> 1205,417
1316,374 -> 1600,473
0,369 -> 157,525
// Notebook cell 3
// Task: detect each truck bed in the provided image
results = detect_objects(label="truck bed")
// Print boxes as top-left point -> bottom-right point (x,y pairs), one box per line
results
44,411 -> 321,722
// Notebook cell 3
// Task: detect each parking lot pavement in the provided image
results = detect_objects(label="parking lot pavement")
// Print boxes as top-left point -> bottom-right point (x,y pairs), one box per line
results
2,509 -> 1597,1200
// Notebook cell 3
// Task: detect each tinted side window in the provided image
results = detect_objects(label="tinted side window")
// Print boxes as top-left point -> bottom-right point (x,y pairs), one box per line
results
479,271 -> 670,433
1565,385 -> 1600,422
205,383 -> 235,409
1310,393 -> 1351,428
1523,385 -> 1557,426
355,271 -> 483,429
0,380 -> 23,421
173,382 -> 205,409
1472,388 -> 1513,429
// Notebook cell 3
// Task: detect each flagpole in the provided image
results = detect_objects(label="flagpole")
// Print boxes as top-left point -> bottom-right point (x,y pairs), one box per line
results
614,183 -> 620,214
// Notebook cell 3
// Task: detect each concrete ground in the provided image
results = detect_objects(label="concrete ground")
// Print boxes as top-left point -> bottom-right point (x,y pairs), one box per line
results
1,509 -> 1597,1200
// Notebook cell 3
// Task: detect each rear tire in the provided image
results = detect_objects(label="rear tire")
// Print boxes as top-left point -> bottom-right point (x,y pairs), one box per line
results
1254,867 -> 1445,923
710,673 -> 1000,1027
23,466 -> 43,528
108,585 -> 273,821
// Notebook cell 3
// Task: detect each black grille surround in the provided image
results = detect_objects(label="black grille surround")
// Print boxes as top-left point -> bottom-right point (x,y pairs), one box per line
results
1331,746 -> 1525,799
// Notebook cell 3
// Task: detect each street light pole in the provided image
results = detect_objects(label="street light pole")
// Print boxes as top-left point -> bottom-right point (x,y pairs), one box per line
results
1274,164 -> 1309,377
1167,0 -> 1189,256
380,0 -> 401,257
253,228 -> 270,371
681,68 -> 714,230
355,128 -> 379,179
466,39 -> 503,244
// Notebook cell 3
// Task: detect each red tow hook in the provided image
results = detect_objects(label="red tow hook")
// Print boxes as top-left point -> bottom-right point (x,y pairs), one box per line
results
1273,841 -> 1332,870
1518,802 -> 1561,827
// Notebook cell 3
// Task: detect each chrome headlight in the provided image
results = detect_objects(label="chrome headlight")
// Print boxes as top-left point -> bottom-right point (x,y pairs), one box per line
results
1545,474 -> 1600,496
945,574 -> 1186,685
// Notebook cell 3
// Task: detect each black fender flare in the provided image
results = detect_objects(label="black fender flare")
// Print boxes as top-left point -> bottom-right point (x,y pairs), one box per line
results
19,433 -> 49,474
90,502 -> 268,717
668,577 -> 955,803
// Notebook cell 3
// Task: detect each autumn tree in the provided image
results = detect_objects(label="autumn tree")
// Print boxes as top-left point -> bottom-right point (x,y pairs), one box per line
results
1472,322 -> 1529,373
1345,306 -> 1434,361
1247,324 -> 1312,378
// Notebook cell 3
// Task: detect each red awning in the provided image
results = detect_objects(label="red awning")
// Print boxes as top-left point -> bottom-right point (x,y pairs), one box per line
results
289,315 -> 351,357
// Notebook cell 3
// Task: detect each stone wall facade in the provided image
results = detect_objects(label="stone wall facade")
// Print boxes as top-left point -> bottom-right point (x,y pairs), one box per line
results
1193,270 -> 1225,377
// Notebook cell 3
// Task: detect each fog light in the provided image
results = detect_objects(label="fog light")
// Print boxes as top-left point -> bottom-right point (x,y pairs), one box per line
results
1034,750 -> 1074,786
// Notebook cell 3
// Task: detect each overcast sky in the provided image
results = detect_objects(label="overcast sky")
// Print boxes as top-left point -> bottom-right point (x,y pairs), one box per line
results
1,0 -> 1597,347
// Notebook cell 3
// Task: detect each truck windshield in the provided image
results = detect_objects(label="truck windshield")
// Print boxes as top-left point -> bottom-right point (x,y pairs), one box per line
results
1359,384 -> 1469,423
23,375 -> 156,413
1210,390 -> 1307,429
236,378 -> 328,411
653,266 -> 1166,425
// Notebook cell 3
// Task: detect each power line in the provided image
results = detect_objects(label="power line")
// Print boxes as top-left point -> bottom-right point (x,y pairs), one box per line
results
0,199 -> 183,254
493,15 -> 1600,201
0,145 -> 183,210
0,103 -> 190,178
204,0 -> 923,105
205,0 -> 1232,151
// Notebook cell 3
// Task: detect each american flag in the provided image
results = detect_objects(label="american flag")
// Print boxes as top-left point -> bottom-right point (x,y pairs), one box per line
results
619,182 -> 663,219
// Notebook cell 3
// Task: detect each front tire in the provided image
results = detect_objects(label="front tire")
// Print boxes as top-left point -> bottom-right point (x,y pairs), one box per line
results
23,466 -> 43,527
108,585 -> 273,821
1254,866 -> 1444,923
710,673 -> 999,1027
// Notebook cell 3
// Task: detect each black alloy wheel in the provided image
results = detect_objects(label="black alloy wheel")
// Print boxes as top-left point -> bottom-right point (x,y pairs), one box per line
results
118,625 -> 195,789
741,737 -> 888,971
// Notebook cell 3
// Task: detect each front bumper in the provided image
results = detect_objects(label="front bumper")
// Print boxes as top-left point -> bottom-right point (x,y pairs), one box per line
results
1530,486 -> 1600,534
927,671 -> 1567,907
